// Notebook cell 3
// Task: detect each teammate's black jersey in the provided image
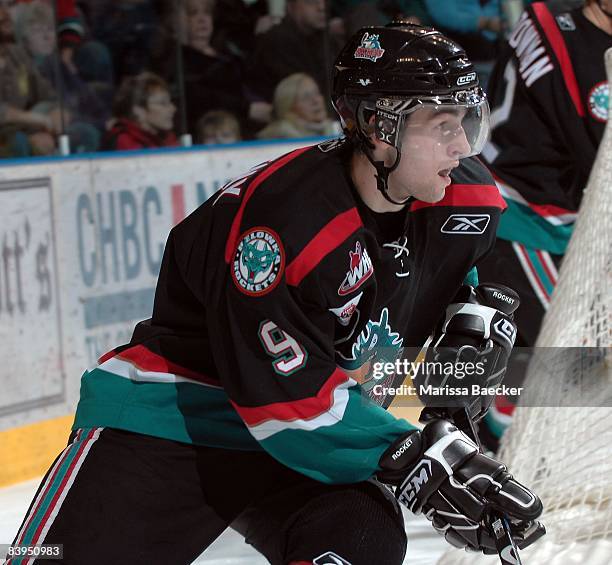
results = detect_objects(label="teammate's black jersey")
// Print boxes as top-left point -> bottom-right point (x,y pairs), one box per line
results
74,140 -> 506,484
482,2 -> 611,253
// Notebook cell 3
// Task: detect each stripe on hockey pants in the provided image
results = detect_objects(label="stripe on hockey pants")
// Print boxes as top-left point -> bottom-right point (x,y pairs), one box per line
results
536,249 -> 559,285
512,242 -> 551,310
7,428 -> 103,565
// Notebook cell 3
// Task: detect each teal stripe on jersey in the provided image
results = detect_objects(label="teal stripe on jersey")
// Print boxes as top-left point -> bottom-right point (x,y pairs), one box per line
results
18,431 -> 92,550
259,385 -> 415,484
525,247 -> 555,297
73,368 -> 261,450
497,199 -> 573,254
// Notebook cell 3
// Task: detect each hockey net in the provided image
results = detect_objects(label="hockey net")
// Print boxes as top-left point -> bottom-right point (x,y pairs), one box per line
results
436,48 -> 612,564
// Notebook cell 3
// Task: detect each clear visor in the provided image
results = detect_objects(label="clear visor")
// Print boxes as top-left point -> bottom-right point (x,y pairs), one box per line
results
375,89 -> 490,160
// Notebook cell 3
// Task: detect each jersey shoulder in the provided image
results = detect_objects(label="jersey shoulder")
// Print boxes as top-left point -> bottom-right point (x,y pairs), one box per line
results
240,140 -> 364,253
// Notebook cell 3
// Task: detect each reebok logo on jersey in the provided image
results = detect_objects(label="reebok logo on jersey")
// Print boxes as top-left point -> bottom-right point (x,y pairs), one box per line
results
441,214 -> 490,235
232,227 -> 284,296
338,241 -> 373,296
329,292 -> 363,326
313,551 -> 352,565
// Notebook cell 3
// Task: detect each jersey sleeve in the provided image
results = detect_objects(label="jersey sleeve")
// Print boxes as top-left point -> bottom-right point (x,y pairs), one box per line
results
213,221 -> 415,485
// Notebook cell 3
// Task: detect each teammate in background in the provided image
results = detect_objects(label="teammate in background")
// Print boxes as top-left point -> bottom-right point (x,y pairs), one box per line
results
477,0 -> 612,449
7,23 -> 543,565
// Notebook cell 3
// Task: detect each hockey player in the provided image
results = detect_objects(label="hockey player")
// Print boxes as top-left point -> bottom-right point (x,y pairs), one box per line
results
477,0 -> 612,448
7,23 -> 543,565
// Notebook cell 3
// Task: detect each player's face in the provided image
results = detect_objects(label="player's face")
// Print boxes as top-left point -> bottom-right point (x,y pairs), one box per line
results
600,0 -> 612,17
293,77 -> 327,123
142,88 -> 176,132
388,107 -> 471,203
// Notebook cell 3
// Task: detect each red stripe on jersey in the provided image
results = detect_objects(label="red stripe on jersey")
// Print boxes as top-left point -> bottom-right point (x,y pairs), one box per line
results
531,2 -> 585,117
528,202 -> 575,218
410,184 -> 506,211
232,368 -> 349,426
113,344 -> 221,386
97,349 -> 117,364
285,207 -> 363,287
224,147 -> 311,264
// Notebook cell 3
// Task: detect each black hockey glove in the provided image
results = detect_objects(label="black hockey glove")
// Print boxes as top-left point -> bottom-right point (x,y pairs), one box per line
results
378,419 -> 544,554
415,283 -> 520,422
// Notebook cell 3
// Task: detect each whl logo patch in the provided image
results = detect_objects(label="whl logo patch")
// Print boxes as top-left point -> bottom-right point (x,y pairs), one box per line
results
354,32 -> 385,62
338,241 -> 373,296
232,227 -> 284,296
441,214 -> 490,235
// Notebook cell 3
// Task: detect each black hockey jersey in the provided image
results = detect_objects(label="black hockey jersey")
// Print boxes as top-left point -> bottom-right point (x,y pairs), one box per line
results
482,2 -> 611,254
74,140 -> 506,484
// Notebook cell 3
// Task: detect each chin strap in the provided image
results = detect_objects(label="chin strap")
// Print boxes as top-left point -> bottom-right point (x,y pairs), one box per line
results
370,148 -> 414,206
353,132 -> 414,207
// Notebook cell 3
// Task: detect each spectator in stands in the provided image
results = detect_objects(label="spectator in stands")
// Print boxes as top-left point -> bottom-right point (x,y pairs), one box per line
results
337,0 -> 433,37
86,0 -> 160,79
157,0 -> 270,138
103,71 -> 178,150
55,0 -> 114,94
195,109 -> 241,145
13,0 -> 55,64
0,5 -> 60,156
257,73 -> 339,139
248,0 -> 343,105
13,1 -> 106,150
213,0 -> 280,58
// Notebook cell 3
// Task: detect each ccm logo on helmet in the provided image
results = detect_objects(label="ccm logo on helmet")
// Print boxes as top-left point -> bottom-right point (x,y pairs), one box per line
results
457,72 -> 476,86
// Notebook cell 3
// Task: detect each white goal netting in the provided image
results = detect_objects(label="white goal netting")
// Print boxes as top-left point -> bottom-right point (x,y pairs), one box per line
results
436,48 -> 612,564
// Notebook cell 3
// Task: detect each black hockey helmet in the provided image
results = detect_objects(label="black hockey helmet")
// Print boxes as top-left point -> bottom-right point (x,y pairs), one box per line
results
332,22 -> 490,204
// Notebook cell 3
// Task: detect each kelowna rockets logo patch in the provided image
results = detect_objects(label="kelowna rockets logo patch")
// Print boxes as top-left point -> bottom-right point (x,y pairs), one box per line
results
338,241 -> 373,296
354,32 -> 385,62
232,227 -> 284,296
588,81 -> 609,122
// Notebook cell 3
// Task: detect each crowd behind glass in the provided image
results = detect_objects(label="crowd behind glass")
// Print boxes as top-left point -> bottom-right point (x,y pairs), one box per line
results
0,0 -> 579,157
